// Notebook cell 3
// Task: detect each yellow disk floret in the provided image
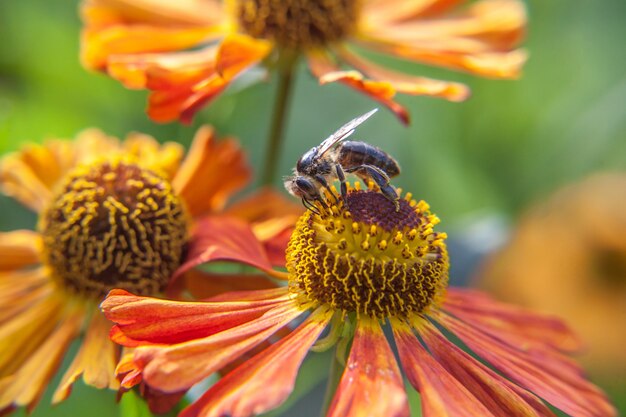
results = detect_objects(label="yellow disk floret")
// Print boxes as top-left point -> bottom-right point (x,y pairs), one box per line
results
286,184 -> 449,319
39,158 -> 188,298
236,0 -> 361,49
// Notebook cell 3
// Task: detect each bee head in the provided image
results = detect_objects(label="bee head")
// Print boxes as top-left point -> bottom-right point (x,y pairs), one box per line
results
284,175 -> 320,201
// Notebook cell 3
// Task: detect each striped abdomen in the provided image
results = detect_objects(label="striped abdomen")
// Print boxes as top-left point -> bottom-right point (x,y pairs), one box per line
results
336,141 -> 400,177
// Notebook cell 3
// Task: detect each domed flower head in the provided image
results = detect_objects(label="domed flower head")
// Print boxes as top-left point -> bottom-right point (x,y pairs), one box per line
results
0,127 -> 299,413
81,0 -> 526,124
102,182 -> 615,417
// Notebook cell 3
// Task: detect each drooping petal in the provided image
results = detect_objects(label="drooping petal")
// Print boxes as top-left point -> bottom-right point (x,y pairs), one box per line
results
336,47 -> 470,102
358,0 -> 527,78
135,302 -> 302,393
53,312 -> 120,403
443,288 -> 581,352
0,312 -> 82,413
101,288 -> 290,346
327,317 -> 409,417
0,231 -> 41,271
172,126 -> 251,216
419,320 -> 556,417
181,269 -> 277,300
307,51 -> 410,125
179,307 -> 332,417
392,320 -> 495,417
438,312 -> 617,417
174,216 -> 281,280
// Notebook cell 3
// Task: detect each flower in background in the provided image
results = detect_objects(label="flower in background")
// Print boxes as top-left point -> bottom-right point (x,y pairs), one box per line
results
81,0 -> 527,124
102,183 -> 615,417
477,173 -> 626,377
0,127 -> 299,413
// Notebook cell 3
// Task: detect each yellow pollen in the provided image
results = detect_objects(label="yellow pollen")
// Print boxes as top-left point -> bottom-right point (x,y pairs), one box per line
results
236,0 -> 361,49
39,159 -> 188,298
286,184 -> 449,319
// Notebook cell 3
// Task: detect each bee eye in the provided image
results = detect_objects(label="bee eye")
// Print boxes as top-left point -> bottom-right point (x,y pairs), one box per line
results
296,177 -> 317,196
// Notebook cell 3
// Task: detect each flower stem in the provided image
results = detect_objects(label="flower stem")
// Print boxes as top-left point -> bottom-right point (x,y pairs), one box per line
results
320,344 -> 345,416
260,49 -> 299,186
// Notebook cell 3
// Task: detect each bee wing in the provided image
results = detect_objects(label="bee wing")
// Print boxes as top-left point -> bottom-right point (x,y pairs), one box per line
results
317,108 -> 378,157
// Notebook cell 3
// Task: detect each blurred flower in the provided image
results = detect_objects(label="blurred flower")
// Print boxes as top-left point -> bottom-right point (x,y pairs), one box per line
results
0,127 -> 299,413
102,183 -> 615,417
477,173 -> 626,377
81,0 -> 527,124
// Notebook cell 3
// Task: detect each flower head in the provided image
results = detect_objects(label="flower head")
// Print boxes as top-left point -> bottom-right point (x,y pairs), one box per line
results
0,127 -> 298,413
102,183 -> 616,417
81,0 -> 526,124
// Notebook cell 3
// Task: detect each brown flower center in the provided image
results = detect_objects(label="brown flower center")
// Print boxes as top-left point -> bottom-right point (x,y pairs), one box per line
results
286,185 -> 449,319
236,0 -> 360,49
39,159 -> 188,298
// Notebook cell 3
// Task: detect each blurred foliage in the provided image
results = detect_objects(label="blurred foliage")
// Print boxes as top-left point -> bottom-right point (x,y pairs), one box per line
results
0,0 -> 624,416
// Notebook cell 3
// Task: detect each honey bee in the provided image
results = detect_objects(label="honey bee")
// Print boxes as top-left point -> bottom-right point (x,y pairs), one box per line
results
285,109 -> 401,212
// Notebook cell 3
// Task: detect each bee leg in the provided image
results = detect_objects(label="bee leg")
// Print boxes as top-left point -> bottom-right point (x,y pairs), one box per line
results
302,197 -> 321,216
346,164 -> 399,212
335,164 -> 348,206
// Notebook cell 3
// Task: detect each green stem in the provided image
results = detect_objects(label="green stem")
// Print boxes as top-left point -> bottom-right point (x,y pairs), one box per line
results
260,50 -> 299,186
320,345 -> 345,416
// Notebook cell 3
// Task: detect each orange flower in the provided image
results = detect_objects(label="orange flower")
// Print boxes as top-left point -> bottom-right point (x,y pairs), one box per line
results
0,127 -> 299,413
102,183 -> 615,417
81,0 -> 526,124
477,173 -> 626,377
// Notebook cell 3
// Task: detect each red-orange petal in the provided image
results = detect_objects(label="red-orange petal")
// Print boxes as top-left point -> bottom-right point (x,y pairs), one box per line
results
419,320 -> 555,417
101,288 -> 289,346
136,302 -> 302,393
179,307 -> 332,417
327,318 -> 409,417
392,321 -> 495,417
307,51 -> 410,125
443,288 -> 582,352
180,269 -> 277,300
173,216 -> 279,281
172,126 -> 251,216
438,312 -> 617,417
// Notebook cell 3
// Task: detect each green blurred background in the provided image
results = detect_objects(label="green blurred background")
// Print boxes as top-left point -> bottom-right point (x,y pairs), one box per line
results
0,0 -> 624,416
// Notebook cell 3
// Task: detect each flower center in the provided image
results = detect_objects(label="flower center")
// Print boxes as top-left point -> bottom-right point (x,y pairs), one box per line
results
286,185 -> 449,319
236,0 -> 360,49
39,159 -> 188,298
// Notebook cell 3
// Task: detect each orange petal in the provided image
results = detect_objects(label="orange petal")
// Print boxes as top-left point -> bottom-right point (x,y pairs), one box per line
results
0,270 -> 52,324
216,34 -> 272,80
101,288 -> 290,346
438,312 -> 617,417
419,320 -> 555,417
53,312 -> 120,403
363,0 -> 464,24
178,307 -> 331,417
174,216 -> 279,281
443,288 -> 582,352
136,302 -> 302,393
307,51 -> 410,125
121,132 -> 184,179
222,187 -> 303,225
358,0 -> 527,78
172,126 -> 251,216
337,47 -> 470,102
0,312 -> 82,412
392,320 -> 495,417
0,230 -> 41,271
327,318 -> 409,417
181,269 -> 277,300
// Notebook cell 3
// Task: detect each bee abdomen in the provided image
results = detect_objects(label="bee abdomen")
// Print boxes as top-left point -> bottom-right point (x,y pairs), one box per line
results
338,141 -> 400,177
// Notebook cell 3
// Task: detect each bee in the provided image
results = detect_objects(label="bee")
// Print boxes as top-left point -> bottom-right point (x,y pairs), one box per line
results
285,109 -> 401,213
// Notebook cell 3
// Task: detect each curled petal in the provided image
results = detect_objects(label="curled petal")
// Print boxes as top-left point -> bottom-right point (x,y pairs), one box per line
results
136,302 -> 302,393
179,307 -> 332,417
0,231 -> 42,271
438,313 -> 617,417
174,216 -> 280,280
392,320 -> 495,417
327,318 -> 409,417
172,126 -> 251,216
419,320 -> 555,417
307,51 -> 410,125
101,288 -> 290,346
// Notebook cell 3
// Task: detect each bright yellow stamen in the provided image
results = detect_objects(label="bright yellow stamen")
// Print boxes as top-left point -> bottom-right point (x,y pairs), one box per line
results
39,158 -> 188,298
286,183 -> 449,319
